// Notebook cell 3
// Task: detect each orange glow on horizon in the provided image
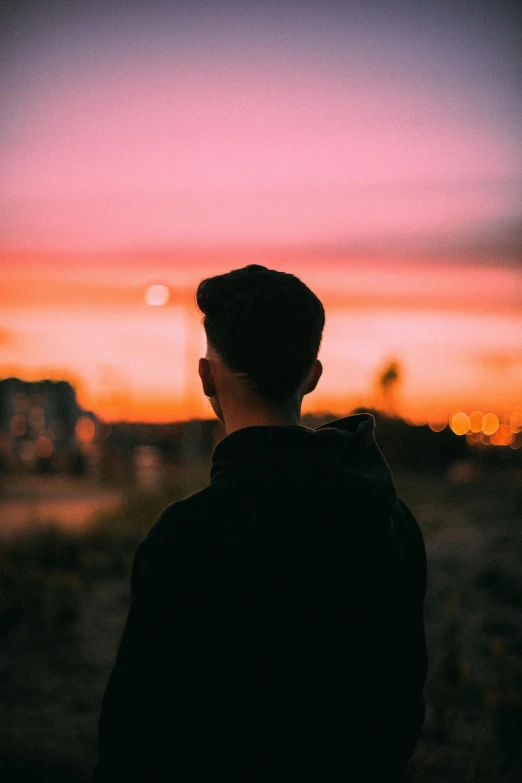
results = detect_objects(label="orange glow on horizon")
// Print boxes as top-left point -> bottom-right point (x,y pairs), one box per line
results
0,358 -> 519,427
1,253 -> 521,424
2,251 -> 522,315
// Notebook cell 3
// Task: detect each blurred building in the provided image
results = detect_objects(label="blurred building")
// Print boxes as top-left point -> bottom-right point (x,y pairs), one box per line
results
0,377 -> 98,474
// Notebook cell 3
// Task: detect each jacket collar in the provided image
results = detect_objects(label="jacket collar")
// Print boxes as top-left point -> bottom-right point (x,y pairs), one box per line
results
210,413 -> 395,505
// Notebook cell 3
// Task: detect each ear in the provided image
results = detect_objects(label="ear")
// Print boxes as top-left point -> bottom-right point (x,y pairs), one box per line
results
303,359 -> 323,396
198,357 -> 216,398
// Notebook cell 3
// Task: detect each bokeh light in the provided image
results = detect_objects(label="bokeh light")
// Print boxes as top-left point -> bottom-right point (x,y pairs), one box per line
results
482,413 -> 500,436
428,411 -> 447,433
35,436 -> 53,458
450,412 -> 470,436
10,414 -> 27,437
145,285 -> 170,307
97,421 -> 113,440
75,416 -> 96,442
469,411 -> 484,433
490,424 -> 515,447
510,434 -> 522,450
510,412 -> 522,434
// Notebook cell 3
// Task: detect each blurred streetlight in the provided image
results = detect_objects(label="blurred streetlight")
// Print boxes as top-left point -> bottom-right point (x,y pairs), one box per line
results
144,284 -> 170,306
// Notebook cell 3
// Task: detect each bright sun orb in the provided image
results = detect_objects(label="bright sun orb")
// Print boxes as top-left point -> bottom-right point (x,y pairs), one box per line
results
145,284 -> 170,306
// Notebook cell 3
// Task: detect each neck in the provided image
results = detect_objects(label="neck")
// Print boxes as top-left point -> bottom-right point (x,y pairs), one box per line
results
222,399 -> 302,435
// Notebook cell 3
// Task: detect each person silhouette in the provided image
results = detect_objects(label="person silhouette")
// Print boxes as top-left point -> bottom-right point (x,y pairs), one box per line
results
92,264 -> 427,782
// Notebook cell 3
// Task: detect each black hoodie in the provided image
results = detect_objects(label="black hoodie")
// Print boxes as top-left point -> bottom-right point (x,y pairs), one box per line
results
93,413 -> 427,782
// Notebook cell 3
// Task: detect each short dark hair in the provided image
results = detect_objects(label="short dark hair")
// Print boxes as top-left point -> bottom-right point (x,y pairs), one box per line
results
196,265 -> 325,403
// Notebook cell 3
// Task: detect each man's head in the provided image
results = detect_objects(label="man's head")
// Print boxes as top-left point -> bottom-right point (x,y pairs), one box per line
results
196,265 -> 324,427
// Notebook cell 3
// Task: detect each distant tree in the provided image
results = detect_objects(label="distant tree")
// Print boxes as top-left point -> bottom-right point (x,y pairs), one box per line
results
375,359 -> 402,414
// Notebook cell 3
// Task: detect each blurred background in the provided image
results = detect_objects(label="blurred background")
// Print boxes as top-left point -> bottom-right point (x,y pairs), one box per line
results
1,0 -> 521,780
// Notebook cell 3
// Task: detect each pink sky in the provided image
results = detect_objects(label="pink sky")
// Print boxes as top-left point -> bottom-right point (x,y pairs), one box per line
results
2,61 -> 519,250
1,3 -> 520,251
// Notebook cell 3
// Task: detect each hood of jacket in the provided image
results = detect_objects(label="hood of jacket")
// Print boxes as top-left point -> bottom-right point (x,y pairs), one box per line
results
210,412 -> 396,513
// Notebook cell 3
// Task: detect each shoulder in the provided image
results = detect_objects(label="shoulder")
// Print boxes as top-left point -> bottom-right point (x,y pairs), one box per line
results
142,483 -> 231,553
129,484 -> 221,593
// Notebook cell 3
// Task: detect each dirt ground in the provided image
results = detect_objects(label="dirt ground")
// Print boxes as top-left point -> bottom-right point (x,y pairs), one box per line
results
0,466 -> 521,782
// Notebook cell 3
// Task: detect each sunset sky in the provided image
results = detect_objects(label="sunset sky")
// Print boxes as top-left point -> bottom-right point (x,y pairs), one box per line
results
1,0 -> 521,423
